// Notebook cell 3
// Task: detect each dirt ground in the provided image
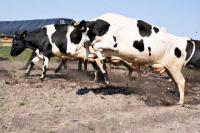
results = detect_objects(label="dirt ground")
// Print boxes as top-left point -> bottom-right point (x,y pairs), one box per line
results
0,58 -> 200,133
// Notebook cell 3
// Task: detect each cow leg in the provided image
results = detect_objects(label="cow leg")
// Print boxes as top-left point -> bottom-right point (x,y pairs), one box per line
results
22,51 -> 37,70
91,61 -> 108,84
55,59 -> 67,73
90,43 -> 111,84
24,56 -> 40,77
35,49 -> 43,59
40,56 -> 49,80
165,69 -> 179,95
84,61 -> 88,71
91,62 -> 98,82
62,59 -> 67,69
55,60 -> 63,73
95,59 -> 110,85
166,67 -> 185,105
103,61 -> 109,83
121,60 -> 134,77
78,60 -> 82,70
78,60 -> 87,71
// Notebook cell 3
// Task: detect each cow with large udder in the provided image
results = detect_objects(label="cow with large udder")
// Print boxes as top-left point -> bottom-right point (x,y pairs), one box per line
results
76,13 -> 199,105
10,22 -> 110,82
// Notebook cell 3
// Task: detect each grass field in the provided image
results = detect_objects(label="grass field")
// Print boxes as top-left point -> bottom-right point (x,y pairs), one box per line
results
0,46 -> 58,62
0,46 -> 32,61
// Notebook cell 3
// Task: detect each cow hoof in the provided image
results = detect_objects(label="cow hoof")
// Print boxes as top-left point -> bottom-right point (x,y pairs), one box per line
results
54,69 -> 59,73
104,81 -> 110,85
24,73 -> 29,77
177,101 -> 184,106
93,78 -> 98,82
40,76 -> 45,81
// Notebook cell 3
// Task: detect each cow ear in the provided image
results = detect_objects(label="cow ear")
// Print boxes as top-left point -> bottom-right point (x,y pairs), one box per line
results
80,20 -> 87,31
76,20 -> 87,32
13,32 -> 18,37
79,20 -> 86,26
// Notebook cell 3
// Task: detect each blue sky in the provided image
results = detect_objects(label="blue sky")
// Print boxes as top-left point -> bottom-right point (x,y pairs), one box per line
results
1,0 -> 200,39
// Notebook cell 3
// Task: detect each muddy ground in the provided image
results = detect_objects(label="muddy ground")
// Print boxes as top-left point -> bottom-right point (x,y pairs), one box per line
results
0,58 -> 200,133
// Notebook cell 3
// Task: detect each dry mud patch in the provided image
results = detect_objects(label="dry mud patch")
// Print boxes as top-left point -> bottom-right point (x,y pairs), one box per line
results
0,60 -> 200,133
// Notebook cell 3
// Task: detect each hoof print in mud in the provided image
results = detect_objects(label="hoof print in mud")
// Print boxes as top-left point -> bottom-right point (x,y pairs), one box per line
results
4,79 -> 18,85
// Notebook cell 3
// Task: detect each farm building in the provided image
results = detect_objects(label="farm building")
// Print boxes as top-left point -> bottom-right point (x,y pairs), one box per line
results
0,18 -> 75,46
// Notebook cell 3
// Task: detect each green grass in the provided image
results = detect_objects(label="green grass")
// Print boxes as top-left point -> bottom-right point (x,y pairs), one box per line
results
0,46 -> 32,62
182,67 -> 193,77
0,46 -> 58,62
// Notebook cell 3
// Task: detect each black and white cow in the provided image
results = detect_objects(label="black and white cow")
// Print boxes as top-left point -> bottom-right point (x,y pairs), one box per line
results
10,23 -> 135,86
10,22 -> 105,81
76,13 -> 199,105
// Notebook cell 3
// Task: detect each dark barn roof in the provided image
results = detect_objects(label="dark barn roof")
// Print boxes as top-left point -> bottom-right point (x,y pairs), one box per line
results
0,18 -> 75,36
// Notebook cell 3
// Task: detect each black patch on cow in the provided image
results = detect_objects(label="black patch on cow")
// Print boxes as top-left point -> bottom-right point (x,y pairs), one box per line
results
113,36 -> 117,42
28,27 -> 53,58
113,36 -> 117,47
54,24 -> 68,30
51,24 -> 68,53
174,47 -> 181,58
133,39 -> 144,52
113,43 -> 117,48
137,20 -> 152,37
87,30 -> 96,42
86,19 -> 110,42
70,29 -> 82,44
148,47 -> 151,56
185,40 -> 200,69
153,27 -> 159,33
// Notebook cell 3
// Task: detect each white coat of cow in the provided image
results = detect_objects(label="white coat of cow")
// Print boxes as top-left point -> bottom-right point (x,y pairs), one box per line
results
78,13 -> 198,105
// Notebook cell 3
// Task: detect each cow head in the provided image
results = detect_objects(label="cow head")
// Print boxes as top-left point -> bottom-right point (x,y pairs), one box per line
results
70,20 -> 88,44
67,20 -> 90,55
10,31 -> 27,56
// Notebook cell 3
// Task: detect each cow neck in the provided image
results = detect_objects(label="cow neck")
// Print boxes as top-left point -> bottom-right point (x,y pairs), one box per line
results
23,34 -> 38,51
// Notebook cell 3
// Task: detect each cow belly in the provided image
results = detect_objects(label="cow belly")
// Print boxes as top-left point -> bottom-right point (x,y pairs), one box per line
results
115,30 -> 169,64
118,43 -> 164,61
